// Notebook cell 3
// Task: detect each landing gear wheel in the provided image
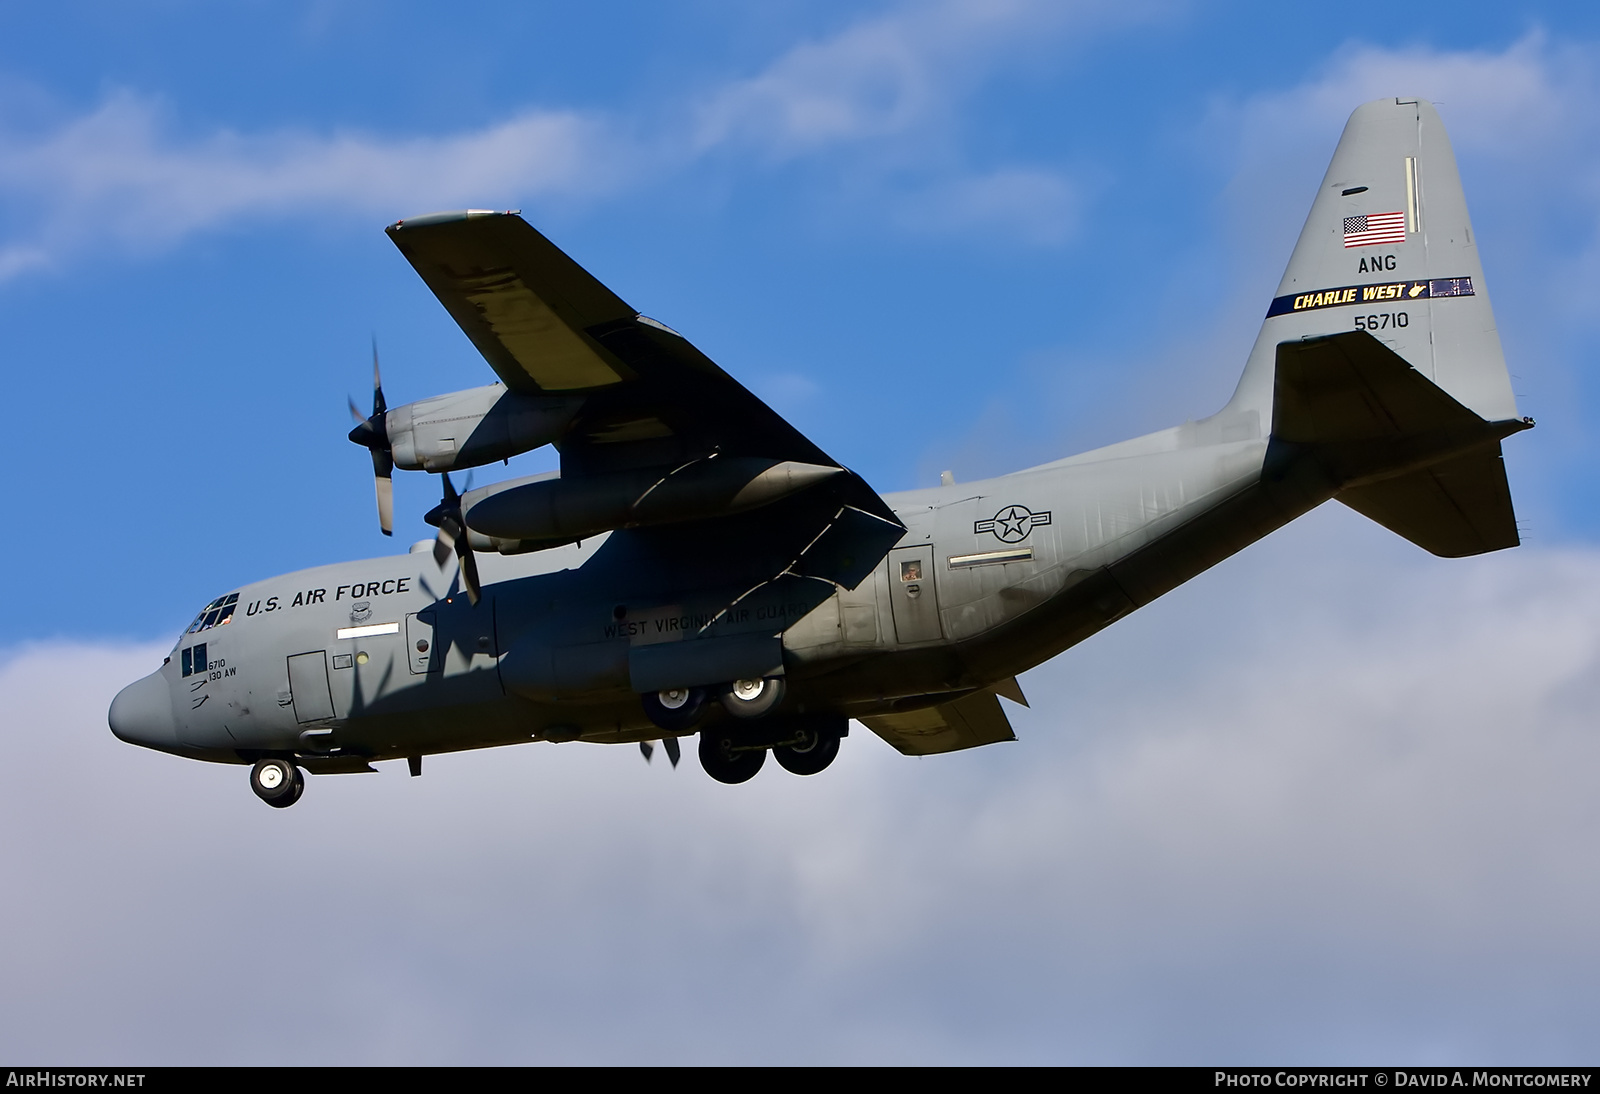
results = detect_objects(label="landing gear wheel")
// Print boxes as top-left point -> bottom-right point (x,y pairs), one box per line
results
274,767 -> 306,808
698,728 -> 767,784
719,676 -> 785,719
641,686 -> 709,732
251,759 -> 303,807
773,727 -> 840,776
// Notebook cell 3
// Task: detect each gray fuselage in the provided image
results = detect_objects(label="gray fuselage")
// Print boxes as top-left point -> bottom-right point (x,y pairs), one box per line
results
111,417 -> 1318,768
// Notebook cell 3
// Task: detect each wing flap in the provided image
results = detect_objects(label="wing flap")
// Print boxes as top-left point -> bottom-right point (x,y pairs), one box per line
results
860,690 -> 1017,756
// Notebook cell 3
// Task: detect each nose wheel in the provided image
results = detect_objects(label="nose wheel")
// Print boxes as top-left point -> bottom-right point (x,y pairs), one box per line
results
250,758 -> 305,808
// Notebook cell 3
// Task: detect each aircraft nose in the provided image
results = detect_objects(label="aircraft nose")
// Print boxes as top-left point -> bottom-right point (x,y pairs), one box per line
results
109,671 -> 177,750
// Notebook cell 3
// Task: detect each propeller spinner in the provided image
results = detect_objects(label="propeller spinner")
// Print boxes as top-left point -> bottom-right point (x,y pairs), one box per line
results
347,342 -> 394,536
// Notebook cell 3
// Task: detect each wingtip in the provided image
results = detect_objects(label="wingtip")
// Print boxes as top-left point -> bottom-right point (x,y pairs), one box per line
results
386,209 -> 521,233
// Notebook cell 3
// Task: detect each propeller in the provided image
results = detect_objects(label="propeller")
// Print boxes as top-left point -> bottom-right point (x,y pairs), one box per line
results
639,738 -> 681,767
429,471 -> 481,605
347,340 -> 394,536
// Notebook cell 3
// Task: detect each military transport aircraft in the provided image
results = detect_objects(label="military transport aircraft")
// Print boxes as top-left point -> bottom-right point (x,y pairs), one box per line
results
110,98 -> 1530,807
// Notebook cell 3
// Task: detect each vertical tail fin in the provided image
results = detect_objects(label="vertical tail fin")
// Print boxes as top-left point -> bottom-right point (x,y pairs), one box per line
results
1219,98 -> 1529,557
1226,97 -> 1518,425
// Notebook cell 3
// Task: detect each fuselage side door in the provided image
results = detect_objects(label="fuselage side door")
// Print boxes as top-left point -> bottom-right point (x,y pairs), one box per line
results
887,545 -> 943,644
286,650 -> 336,723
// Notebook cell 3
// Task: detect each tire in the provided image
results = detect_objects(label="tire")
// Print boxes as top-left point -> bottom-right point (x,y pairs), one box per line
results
251,759 -> 301,806
698,728 -> 766,784
267,767 -> 306,809
641,686 -> 709,732
719,676 -> 785,719
773,726 -> 840,776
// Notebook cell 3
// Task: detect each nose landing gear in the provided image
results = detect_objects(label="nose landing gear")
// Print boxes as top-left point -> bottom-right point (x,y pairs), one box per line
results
250,758 -> 305,808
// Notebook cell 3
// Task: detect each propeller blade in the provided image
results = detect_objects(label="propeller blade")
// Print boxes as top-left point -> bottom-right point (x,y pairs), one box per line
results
349,341 -> 394,535
374,473 -> 394,537
371,339 -> 387,418
432,514 -> 459,568
456,533 -> 482,605
663,737 -> 680,768
370,444 -> 394,536
432,472 -> 482,604
640,741 -> 655,763
432,473 -> 462,566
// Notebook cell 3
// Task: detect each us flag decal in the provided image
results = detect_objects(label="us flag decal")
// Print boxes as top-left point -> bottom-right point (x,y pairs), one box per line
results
1342,211 -> 1407,248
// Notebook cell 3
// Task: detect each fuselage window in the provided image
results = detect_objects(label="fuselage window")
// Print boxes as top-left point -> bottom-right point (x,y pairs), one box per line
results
185,593 -> 240,634
181,642 -> 208,678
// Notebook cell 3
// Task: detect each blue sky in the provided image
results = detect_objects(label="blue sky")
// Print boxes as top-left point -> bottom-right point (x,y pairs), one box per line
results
4,0 -> 1598,638
5,0 -> 1600,1064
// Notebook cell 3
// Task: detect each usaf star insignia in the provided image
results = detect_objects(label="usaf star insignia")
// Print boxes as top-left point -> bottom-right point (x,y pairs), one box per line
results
974,504 -> 1051,543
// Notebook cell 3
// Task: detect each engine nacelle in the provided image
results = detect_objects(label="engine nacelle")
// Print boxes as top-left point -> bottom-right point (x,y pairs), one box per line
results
385,384 -> 582,472
460,457 -> 843,548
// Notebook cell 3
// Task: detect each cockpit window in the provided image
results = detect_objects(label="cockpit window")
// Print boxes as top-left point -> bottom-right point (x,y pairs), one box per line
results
185,593 -> 239,634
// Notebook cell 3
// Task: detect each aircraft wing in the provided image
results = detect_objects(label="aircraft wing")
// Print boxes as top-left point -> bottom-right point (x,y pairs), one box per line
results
386,211 -> 885,504
391,210 -> 903,650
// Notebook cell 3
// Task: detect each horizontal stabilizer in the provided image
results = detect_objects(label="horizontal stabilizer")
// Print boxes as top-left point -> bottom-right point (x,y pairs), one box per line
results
1338,447 -> 1519,557
1273,331 -> 1528,557
860,689 -> 1016,756
1275,330 -> 1486,445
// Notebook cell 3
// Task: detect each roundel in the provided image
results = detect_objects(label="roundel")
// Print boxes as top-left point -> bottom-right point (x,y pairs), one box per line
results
974,504 -> 1052,543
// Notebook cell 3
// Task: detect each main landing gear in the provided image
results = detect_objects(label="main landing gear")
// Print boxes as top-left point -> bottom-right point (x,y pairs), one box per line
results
698,714 -> 847,784
640,677 -> 787,733
698,726 -> 768,784
640,679 -> 844,784
771,722 -> 840,776
250,758 -> 304,808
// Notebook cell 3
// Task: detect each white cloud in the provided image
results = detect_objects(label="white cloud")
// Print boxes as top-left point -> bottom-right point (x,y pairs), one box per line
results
0,2 -> 1163,278
928,32 -> 1600,494
1187,32 -> 1600,541
0,91 -> 620,268
891,167 -> 1081,246
692,0 -> 1102,157
1204,33 -> 1600,293
6,519 -> 1600,1062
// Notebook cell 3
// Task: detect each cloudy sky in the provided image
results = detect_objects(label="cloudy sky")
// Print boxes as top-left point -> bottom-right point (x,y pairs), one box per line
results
4,0 -> 1600,1064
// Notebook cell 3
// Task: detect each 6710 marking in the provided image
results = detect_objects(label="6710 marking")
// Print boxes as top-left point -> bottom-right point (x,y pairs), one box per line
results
1355,311 -> 1409,330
